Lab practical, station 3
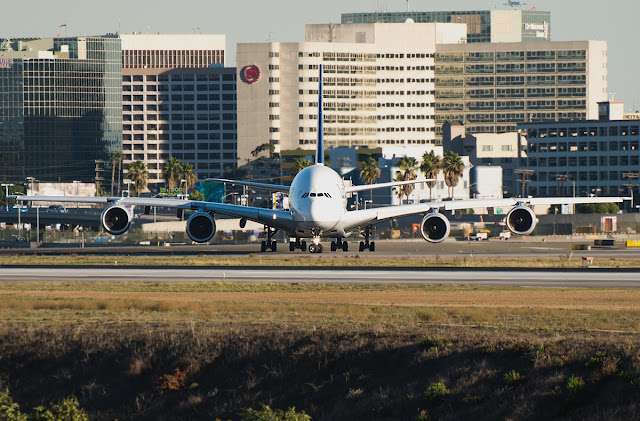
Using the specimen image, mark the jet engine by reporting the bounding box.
[101,205,131,235]
[186,212,216,243]
[420,212,451,243]
[506,206,537,235]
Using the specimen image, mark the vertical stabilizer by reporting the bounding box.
[316,64,324,165]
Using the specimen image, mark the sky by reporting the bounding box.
[2,0,639,110]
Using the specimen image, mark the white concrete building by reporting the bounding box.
[236,22,467,162]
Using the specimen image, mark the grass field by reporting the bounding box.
[2,253,640,268]
[0,279,639,420]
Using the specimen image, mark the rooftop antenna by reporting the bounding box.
[406,0,410,12]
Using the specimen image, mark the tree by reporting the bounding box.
[394,156,419,204]
[420,150,442,200]
[109,151,125,196]
[251,143,276,159]
[181,162,197,194]
[163,157,184,192]
[127,160,149,197]
[291,157,312,176]
[359,156,381,203]
[189,189,205,201]
[442,151,464,199]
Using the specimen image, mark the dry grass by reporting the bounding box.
[1,253,640,268]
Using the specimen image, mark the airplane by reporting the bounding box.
[504,0,526,7]
[14,65,627,253]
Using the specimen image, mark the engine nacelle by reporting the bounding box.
[420,212,451,243]
[506,206,537,235]
[186,212,216,243]
[101,205,131,235]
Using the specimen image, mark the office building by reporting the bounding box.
[435,41,608,140]
[119,34,235,191]
[0,36,122,184]
[519,102,640,200]
[342,9,551,43]
[236,22,467,161]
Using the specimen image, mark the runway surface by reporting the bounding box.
[2,267,639,288]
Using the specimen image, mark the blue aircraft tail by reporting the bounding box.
[316,64,324,165]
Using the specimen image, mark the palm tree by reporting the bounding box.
[291,157,312,176]
[109,151,125,196]
[394,156,419,204]
[163,157,183,192]
[127,160,149,197]
[420,150,442,201]
[181,162,197,194]
[114,151,126,196]
[360,156,381,203]
[442,151,465,199]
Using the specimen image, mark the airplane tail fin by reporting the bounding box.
[316,64,324,165]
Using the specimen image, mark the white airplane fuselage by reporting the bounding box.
[288,164,348,237]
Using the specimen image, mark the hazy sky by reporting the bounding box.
[3,0,638,110]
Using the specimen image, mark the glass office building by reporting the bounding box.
[342,10,551,43]
[0,36,122,183]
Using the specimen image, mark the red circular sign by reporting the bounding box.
[240,65,260,84]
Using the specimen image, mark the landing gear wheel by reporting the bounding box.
[369,241,375,252]
[359,241,365,252]
[289,242,295,252]
[271,240,277,252]
[309,243,318,254]
[331,242,337,252]
[301,241,307,252]
[318,244,323,253]
[342,241,349,252]
[261,241,267,252]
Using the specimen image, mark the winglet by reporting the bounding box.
[316,64,324,165]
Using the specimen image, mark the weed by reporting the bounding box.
[421,335,451,353]
[566,374,585,400]
[155,368,187,393]
[415,409,431,421]
[424,382,449,405]
[504,370,524,388]
[0,389,88,421]
[240,405,311,421]
[463,395,483,405]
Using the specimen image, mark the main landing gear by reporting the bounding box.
[260,227,278,252]
[330,238,349,252]
[359,226,375,252]
[289,238,307,252]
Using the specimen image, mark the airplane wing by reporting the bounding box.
[205,178,290,192]
[340,196,628,232]
[14,195,294,232]
[345,179,434,194]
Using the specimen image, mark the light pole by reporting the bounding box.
[1,183,14,211]
[180,179,187,199]
[73,180,80,208]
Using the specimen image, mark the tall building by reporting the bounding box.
[0,36,122,184]
[236,22,467,161]
[520,102,640,199]
[434,41,608,140]
[342,9,551,43]
[119,34,236,191]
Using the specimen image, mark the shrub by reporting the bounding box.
[0,390,87,421]
[424,382,449,404]
[155,368,187,393]
[0,389,26,421]
[240,405,311,421]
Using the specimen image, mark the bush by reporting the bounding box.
[424,382,449,404]
[566,374,585,398]
[241,405,311,421]
[0,389,27,421]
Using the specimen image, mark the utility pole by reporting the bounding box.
[515,169,535,198]
[552,173,568,197]
[623,171,639,212]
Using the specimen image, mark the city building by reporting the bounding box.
[0,36,122,184]
[443,121,527,197]
[435,40,608,140]
[342,9,551,43]
[519,102,639,205]
[236,22,467,162]
[119,34,235,192]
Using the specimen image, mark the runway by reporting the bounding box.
[2,267,639,288]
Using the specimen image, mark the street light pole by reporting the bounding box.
[1,183,14,211]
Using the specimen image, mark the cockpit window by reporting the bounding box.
[324,193,332,198]
[309,193,316,197]
[301,192,308,198]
